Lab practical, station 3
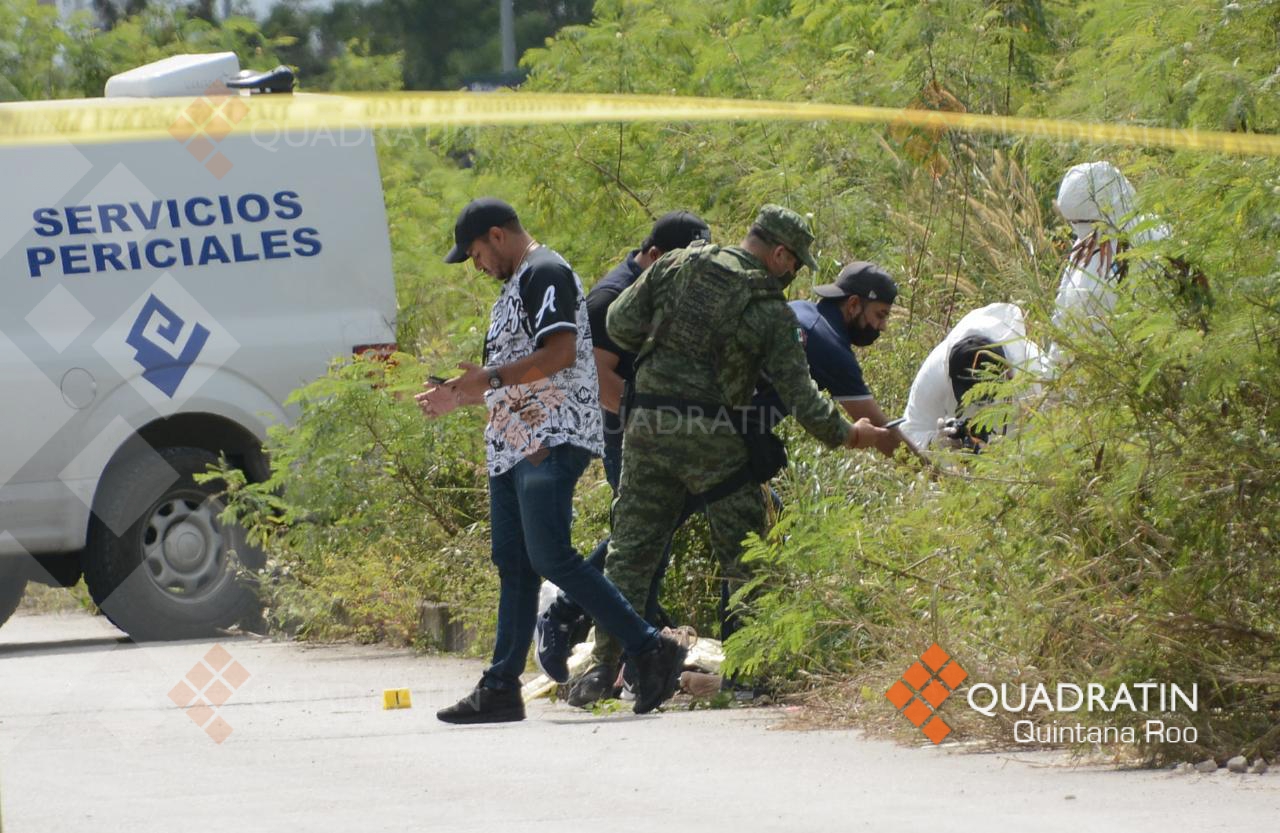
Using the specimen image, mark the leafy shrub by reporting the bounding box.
[238,0,1279,760]
[12,0,1277,760]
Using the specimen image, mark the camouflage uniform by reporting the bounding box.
[591,205,853,669]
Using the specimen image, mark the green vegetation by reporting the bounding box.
[6,0,1278,762]
[40,0,594,92]
[0,2,288,101]
[19,580,95,615]
[258,0,593,90]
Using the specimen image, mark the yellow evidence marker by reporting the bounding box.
[382,688,412,710]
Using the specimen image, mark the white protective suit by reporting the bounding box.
[1049,161,1168,366]
[901,303,1045,449]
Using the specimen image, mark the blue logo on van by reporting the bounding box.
[125,294,211,398]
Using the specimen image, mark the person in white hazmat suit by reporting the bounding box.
[1048,161,1169,366]
[900,303,1046,450]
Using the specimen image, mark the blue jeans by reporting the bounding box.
[483,443,659,691]
[552,438,679,625]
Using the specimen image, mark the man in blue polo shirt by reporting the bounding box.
[755,261,903,441]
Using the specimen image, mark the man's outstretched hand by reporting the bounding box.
[844,417,899,456]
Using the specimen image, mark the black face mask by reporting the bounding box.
[848,308,881,346]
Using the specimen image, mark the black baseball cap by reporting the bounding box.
[444,197,519,264]
[641,210,711,252]
[813,261,899,304]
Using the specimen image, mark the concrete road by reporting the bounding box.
[1,610,1277,832]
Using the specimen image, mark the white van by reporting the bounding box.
[0,54,398,638]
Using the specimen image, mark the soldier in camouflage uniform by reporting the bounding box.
[568,205,894,705]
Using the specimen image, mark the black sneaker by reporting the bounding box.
[436,681,526,724]
[534,608,579,684]
[632,634,688,715]
[565,664,618,708]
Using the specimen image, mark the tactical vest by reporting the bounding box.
[629,245,791,501]
[634,244,784,404]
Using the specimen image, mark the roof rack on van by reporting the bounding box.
[103,53,294,98]
[225,66,296,95]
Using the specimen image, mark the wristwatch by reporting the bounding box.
[485,366,503,390]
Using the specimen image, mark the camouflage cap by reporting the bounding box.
[753,204,818,271]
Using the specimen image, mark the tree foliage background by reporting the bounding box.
[4,0,1279,763]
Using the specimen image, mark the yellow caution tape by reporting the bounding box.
[1,91,1277,156]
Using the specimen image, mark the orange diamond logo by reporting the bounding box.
[168,115,197,142]
[204,113,234,141]
[186,702,214,727]
[886,643,968,745]
[204,679,234,707]
[186,136,216,162]
[205,715,233,744]
[205,153,234,179]
[167,680,196,707]
[204,644,233,672]
[185,660,214,690]
[172,91,242,177]
[172,645,249,742]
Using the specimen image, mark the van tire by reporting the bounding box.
[0,575,24,630]
[83,446,259,641]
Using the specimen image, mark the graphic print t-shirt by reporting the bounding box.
[482,246,604,475]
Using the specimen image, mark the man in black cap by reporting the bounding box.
[532,211,712,684]
[753,261,902,449]
[416,197,688,723]
[591,211,713,472]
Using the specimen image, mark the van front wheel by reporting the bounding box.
[83,446,259,640]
